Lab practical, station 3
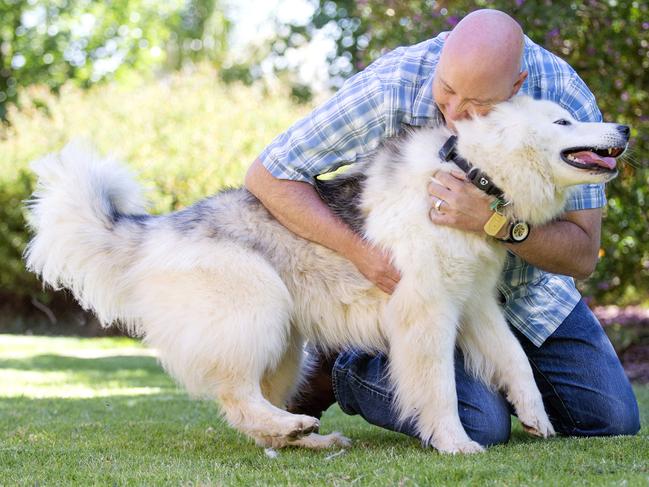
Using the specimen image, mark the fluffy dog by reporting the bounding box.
[25,96,627,453]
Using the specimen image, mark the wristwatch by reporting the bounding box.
[502,220,531,244]
[484,210,531,244]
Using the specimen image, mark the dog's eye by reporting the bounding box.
[554,119,571,126]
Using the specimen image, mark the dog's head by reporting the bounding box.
[452,95,629,223]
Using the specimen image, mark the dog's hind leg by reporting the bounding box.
[459,298,555,439]
[135,249,323,448]
[260,329,305,408]
[217,381,321,446]
[258,332,351,449]
[194,308,322,447]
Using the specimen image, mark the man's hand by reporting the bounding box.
[427,169,493,232]
[349,239,401,295]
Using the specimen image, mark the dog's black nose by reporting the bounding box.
[617,125,630,138]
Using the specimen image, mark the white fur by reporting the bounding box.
[24,96,623,453]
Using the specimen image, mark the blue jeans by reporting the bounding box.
[332,300,640,446]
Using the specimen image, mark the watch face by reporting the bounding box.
[511,221,530,241]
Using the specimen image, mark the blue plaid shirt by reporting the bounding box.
[258,33,605,347]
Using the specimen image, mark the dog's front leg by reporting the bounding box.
[386,294,484,454]
[460,298,555,439]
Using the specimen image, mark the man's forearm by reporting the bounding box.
[503,217,600,280]
[244,159,363,261]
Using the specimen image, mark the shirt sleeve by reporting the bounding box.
[257,68,387,183]
[559,76,607,210]
[559,76,603,123]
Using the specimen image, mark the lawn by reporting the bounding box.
[0,335,646,486]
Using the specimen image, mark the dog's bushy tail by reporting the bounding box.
[24,140,148,330]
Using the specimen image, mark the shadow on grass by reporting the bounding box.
[0,353,173,389]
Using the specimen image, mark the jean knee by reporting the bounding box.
[569,390,640,437]
[592,396,639,436]
[461,392,511,446]
[611,407,641,436]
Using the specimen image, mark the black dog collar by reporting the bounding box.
[438,135,507,201]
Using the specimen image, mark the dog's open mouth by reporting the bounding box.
[561,146,625,172]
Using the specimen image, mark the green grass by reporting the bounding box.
[0,335,647,486]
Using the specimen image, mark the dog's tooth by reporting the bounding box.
[608,148,613,155]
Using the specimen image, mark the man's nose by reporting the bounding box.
[446,99,468,122]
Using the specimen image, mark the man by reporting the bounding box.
[244,9,640,446]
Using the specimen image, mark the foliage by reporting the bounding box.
[2,1,648,315]
[0,0,229,120]
[0,69,310,315]
[273,0,649,305]
[0,335,647,484]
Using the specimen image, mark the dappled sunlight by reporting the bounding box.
[0,334,146,355]
[0,335,174,399]
[0,374,167,399]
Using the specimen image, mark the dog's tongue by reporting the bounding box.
[571,150,617,170]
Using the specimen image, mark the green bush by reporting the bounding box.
[0,0,229,120]
[0,69,309,314]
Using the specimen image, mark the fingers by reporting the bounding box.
[429,170,467,195]
[429,200,447,221]
[353,239,401,295]
[376,259,401,295]
[449,169,467,181]
[380,274,400,294]
[430,196,446,213]
[377,278,397,295]
[428,179,452,201]
[384,267,401,294]
[427,174,464,208]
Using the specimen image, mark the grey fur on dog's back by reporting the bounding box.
[315,171,368,234]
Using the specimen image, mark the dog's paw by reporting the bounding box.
[521,414,555,439]
[327,431,352,448]
[515,399,555,439]
[288,431,352,449]
[434,439,485,455]
[284,414,320,439]
[509,390,556,439]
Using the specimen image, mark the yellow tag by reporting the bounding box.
[483,211,508,237]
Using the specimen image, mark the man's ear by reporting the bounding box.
[510,70,528,97]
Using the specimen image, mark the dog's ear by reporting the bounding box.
[492,100,534,145]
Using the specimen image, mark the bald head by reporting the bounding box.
[443,10,524,85]
[433,10,528,128]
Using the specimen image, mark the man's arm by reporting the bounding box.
[502,208,601,280]
[427,170,601,279]
[245,159,401,294]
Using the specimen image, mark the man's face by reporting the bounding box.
[432,58,524,131]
